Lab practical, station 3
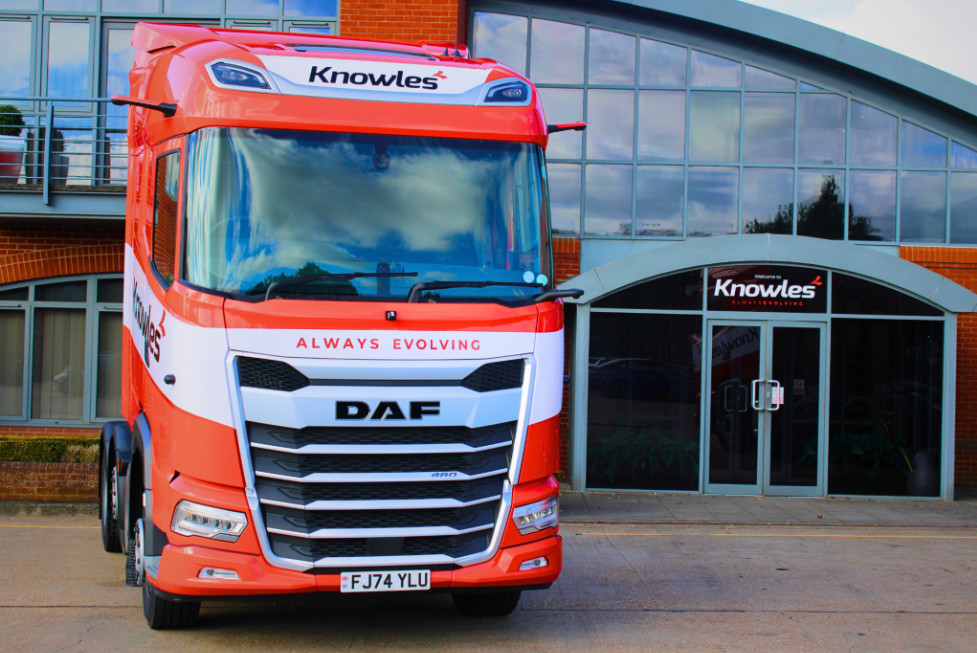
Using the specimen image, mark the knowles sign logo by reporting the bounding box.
[260,56,490,96]
[708,266,827,313]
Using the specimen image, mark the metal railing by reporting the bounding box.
[0,97,128,204]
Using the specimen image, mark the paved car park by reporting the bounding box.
[2,494,977,651]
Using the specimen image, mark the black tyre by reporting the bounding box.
[143,580,201,630]
[452,590,522,617]
[99,446,122,553]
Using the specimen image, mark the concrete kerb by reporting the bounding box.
[558,490,977,528]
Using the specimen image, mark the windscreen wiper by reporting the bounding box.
[263,271,417,300]
[407,281,583,303]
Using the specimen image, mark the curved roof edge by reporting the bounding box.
[609,0,977,119]
[559,235,977,313]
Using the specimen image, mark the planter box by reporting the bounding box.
[0,133,25,182]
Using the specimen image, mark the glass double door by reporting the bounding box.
[705,321,826,496]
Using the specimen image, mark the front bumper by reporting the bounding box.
[150,533,561,599]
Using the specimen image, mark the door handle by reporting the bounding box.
[751,379,763,411]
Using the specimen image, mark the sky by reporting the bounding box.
[739,0,977,86]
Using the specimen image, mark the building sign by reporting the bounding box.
[707,265,828,313]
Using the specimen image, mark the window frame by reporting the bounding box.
[0,274,123,426]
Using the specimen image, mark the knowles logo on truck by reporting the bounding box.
[260,56,491,96]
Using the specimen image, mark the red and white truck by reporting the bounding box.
[100,22,582,629]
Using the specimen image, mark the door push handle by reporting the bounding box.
[751,379,784,412]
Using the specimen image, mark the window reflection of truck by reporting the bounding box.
[99,23,583,629]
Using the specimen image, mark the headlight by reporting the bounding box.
[171,500,248,542]
[512,495,559,535]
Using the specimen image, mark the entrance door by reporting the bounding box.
[705,321,826,496]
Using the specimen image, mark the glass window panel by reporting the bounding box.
[0,1,37,9]
[829,319,943,497]
[44,0,95,8]
[952,142,977,169]
[164,0,220,13]
[0,20,32,97]
[744,65,794,89]
[587,313,701,491]
[102,0,157,10]
[285,0,337,16]
[798,94,846,165]
[539,88,583,159]
[227,0,279,15]
[154,152,180,284]
[35,280,86,302]
[951,172,977,243]
[690,50,740,88]
[105,27,135,125]
[797,170,845,240]
[96,312,122,418]
[97,279,124,304]
[742,168,793,234]
[586,90,634,160]
[850,101,896,166]
[849,170,896,241]
[687,166,737,237]
[530,19,584,84]
[548,163,581,236]
[594,269,703,310]
[832,274,940,316]
[637,91,685,162]
[902,121,947,168]
[588,28,635,85]
[472,12,527,75]
[47,21,91,100]
[635,165,684,237]
[0,311,25,416]
[800,82,821,91]
[744,93,794,164]
[31,308,85,420]
[0,287,28,300]
[690,91,739,163]
[900,171,947,242]
[638,38,686,87]
[584,164,633,236]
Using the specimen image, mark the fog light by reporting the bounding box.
[512,495,559,535]
[519,556,549,571]
[172,500,247,542]
[198,567,240,580]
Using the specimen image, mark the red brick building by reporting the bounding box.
[2,0,977,499]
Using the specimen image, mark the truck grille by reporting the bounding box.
[237,357,525,570]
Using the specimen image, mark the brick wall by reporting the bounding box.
[554,237,582,475]
[901,246,977,485]
[340,0,466,43]
[0,220,124,285]
[0,462,97,502]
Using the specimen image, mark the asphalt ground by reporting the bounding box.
[2,511,977,651]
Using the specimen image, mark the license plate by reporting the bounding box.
[340,569,430,593]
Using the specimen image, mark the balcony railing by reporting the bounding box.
[0,97,128,206]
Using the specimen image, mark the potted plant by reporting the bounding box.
[0,104,26,182]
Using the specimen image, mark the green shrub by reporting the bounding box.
[0,104,25,137]
[0,437,99,463]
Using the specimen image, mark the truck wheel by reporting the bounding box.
[99,447,121,553]
[133,511,201,629]
[452,590,522,617]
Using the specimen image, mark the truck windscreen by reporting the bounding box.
[183,128,550,303]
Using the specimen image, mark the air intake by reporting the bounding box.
[238,357,310,392]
